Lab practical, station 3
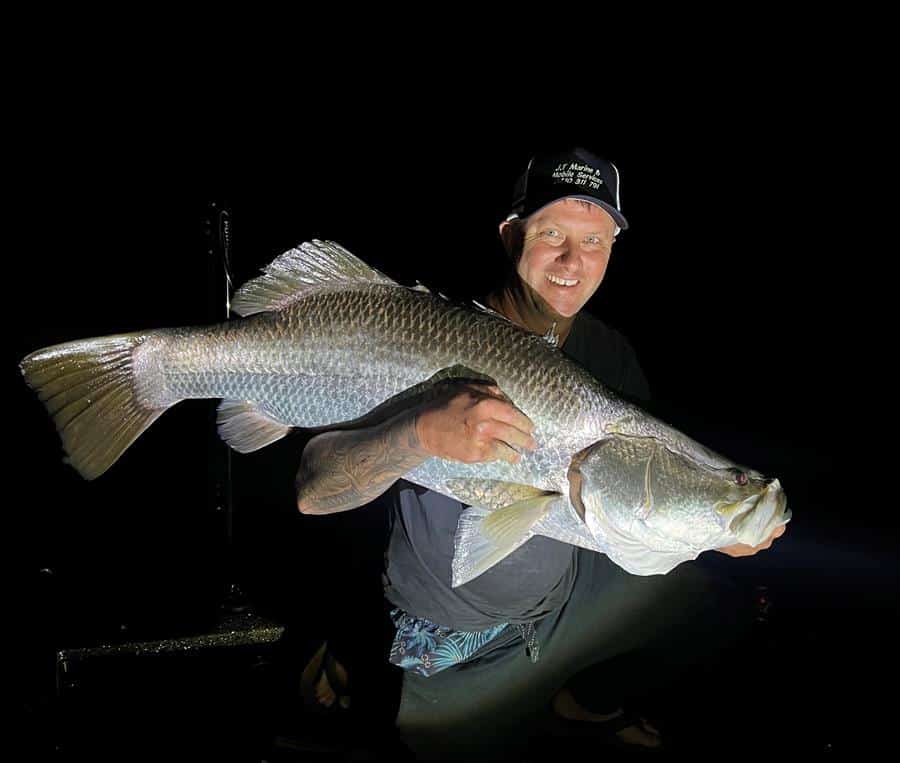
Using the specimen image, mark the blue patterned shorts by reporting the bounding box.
[388,607,509,677]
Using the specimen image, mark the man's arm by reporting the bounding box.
[296,381,538,515]
[296,410,427,515]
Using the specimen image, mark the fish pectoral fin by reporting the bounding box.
[450,493,561,588]
[481,494,559,545]
[216,400,292,453]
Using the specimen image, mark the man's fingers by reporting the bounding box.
[485,420,538,453]
[489,440,523,465]
[463,381,503,398]
[475,395,535,436]
[467,382,536,433]
[497,405,536,437]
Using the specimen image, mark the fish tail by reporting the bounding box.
[20,331,172,480]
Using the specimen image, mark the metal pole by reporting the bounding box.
[206,201,247,614]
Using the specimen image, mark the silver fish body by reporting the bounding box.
[20,241,790,585]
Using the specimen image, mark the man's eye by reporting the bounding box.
[542,229,561,238]
[584,235,611,251]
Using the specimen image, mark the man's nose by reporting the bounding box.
[553,242,578,262]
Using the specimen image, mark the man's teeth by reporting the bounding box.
[546,273,579,287]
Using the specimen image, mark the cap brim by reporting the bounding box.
[528,195,629,231]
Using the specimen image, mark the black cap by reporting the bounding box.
[509,147,628,232]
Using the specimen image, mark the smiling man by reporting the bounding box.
[517,200,616,317]
[295,147,784,759]
[490,148,623,327]
[485,149,628,358]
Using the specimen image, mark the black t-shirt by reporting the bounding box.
[382,310,651,631]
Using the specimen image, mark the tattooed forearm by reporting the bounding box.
[296,410,428,514]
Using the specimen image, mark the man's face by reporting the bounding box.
[514,198,617,317]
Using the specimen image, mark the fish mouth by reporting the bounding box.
[728,478,790,545]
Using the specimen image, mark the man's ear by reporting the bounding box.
[498,219,524,260]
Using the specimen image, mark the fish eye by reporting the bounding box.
[734,471,748,486]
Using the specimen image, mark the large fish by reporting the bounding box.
[20,240,790,585]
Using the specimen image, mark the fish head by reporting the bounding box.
[574,434,790,554]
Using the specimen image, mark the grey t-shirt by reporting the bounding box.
[382,311,651,631]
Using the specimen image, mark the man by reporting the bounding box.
[295,147,785,758]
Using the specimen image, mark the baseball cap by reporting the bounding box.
[508,147,628,233]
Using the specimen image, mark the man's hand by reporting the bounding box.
[415,381,538,465]
[716,524,787,558]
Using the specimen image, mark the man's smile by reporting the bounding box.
[545,273,579,287]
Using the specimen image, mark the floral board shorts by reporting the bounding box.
[388,607,509,677]
[388,607,542,677]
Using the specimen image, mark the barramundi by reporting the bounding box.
[20,240,790,584]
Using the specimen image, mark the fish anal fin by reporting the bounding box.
[217,400,291,453]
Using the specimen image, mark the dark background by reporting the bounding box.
[8,90,895,754]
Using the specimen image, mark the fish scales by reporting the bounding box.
[150,285,619,455]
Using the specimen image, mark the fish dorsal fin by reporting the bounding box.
[231,239,398,317]
[470,299,512,323]
[216,399,292,452]
[542,322,560,347]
